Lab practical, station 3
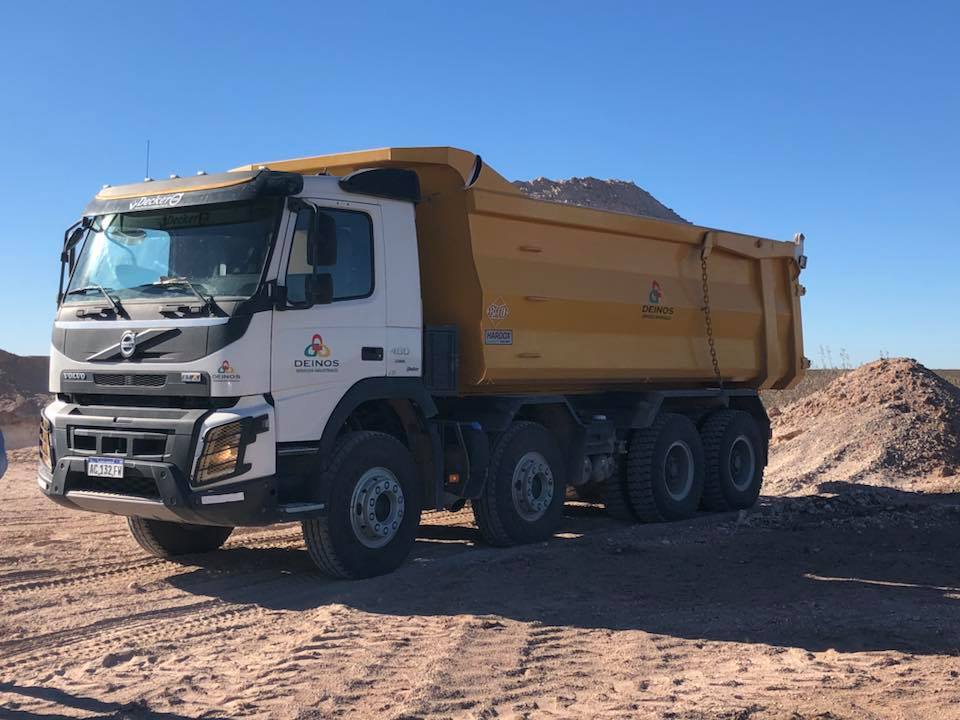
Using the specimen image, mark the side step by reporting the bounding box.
[279,502,326,515]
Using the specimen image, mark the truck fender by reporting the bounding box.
[318,377,438,460]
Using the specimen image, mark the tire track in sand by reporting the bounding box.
[1,529,304,595]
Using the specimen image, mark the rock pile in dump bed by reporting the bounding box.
[514,177,689,223]
[766,358,960,494]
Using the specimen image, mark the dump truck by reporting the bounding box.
[39,147,807,578]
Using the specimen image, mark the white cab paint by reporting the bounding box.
[268,177,423,443]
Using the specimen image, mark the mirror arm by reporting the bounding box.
[287,197,308,212]
[266,280,292,310]
[57,220,83,306]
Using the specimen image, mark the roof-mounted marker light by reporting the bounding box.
[144,177,153,182]
[197,170,207,176]
[101,184,111,189]
[169,174,180,179]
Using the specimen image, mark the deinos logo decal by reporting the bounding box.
[648,281,663,304]
[642,280,675,320]
[213,360,240,382]
[303,334,331,358]
[295,333,340,372]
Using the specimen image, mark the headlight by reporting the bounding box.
[39,418,53,470]
[194,420,247,485]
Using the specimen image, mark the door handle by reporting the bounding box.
[362,347,384,361]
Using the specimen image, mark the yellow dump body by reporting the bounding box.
[236,148,806,395]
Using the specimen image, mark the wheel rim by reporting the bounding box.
[728,435,756,492]
[511,451,555,522]
[663,441,694,501]
[349,467,405,549]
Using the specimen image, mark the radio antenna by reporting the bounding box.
[144,139,151,180]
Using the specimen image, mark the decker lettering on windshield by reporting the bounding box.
[128,193,185,211]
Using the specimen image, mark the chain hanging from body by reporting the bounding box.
[700,246,723,388]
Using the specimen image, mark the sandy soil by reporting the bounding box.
[3,459,960,719]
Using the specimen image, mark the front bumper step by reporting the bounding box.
[39,458,325,527]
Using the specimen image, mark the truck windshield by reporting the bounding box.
[65,199,280,304]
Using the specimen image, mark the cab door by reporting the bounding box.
[270,198,386,443]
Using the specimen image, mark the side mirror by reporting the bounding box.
[304,273,334,306]
[307,211,338,267]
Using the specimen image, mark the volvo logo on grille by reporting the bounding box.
[119,331,137,359]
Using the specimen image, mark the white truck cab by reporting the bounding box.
[41,168,445,577]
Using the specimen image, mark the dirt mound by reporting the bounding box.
[0,349,49,449]
[514,177,688,223]
[766,358,960,494]
[8,446,38,462]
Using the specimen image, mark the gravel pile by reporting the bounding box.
[766,358,960,494]
[0,350,49,450]
[514,177,688,223]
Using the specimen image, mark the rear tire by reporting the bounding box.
[700,410,764,511]
[301,431,422,579]
[127,517,233,558]
[626,413,705,522]
[602,466,636,521]
[472,422,565,546]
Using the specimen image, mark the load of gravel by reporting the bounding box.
[766,358,960,495]
[514,177,688,223]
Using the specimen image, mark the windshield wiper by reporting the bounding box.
[64,284,124,316]
[151,277,216,313]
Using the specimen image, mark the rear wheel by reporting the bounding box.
[301,431,421,579]
[127,517,233,558]
[602,465,635,521]
[626,413,705,522]
[700,410,764,511]
[472,422,565,546]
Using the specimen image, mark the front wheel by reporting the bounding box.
[127,517,233,558]
[301,431,421,579]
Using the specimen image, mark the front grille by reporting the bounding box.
[62,394,236,410]
[69,473,159,499]
[94,373,166,388]
[69,428,169,460]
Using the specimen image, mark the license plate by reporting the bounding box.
[86,456,125,478]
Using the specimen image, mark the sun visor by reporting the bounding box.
[83,170,303,216]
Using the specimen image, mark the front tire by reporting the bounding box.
[626,413,705,522]
[472,422,566,546]
[127,517,233,558]
[301,431,421,579]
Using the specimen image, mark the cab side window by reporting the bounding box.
[285,206,374,303]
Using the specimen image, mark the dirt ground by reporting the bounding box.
[3,458,960,720]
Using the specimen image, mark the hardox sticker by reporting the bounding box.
[484,329,514,345]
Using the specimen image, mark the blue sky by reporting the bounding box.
[1,1,957,366]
